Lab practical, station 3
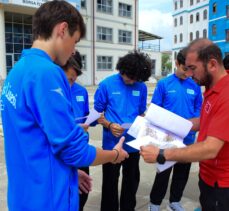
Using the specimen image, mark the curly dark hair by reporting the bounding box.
[33,0,86,41]
[62,51,82,76]
[116,51,152,82]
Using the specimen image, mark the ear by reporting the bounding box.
[56,22,68,39]
[207,59,217,73]
[175,60,179,68]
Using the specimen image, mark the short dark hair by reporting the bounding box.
[187,38,223,65]
[197,44,223,66]
[32,0,86,41]
[223,55,229,69]
[177,47,187,65]
[62,51,82,76]
[116,51,152,82]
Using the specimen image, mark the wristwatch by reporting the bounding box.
[156,149,166,164]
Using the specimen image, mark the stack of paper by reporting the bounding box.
[126,103,193,172]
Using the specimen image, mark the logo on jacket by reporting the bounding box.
[132,90,140,96]
[50,88,64,97]
[76,96,84,102]
[204,101,211,114]
[187,89,195,95]
[168,90,176,93]
[1,82,17,109]
[112,92,121,95]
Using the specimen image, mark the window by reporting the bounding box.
[227,5,229,18]
[4,12,32,72]
[213,3,217,14]
[180,0,183,8]
[174,18,177,27]
[190,32,193,41]
[226,29,229,42]
[118,30,132,44]
[196,12,200,22]
[212,24,217,36]
[81,55,86,70]
[97,26,112,42]
[203,9,207,20]
[190,14,193,23]
[190,0,193,6]
[174,35,177,44]
[97,56,113,71]
[203,29,207,38]
[180,16,183,25]
[196,31,199,39]
[119,3,132,18]
[175,1,177,10]
[180,33,183,42]
[97,0,112,14]
[81,0,86,8]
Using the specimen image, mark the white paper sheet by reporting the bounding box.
[126,135,185,151]
[84,108,101,126]
[75,116,88,121]
[145,103,193,139]
[126,103,192,172]
[126,135,186,172]
[121,123,132,129]
[127,116,148,138]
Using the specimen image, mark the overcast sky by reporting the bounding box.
[139,0,173,51]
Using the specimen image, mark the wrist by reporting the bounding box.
[108,122,114,130]
[112,148,119,162]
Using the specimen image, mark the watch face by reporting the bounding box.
[157,149,166,164]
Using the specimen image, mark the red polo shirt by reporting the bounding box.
[197,71,229,187]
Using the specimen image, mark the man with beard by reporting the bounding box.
[148,47,202,211]
[140,38,229,211]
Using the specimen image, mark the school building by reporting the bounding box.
[0,0,162,85]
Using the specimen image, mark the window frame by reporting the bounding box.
[97,26,113,42]
[97,56,113,71]
[97,0,113,14]
[118,30,132,44]
[118,2,132,18]
[212,24,217,36]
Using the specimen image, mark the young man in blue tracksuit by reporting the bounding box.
[1,1,128,211]
[149,48,202,211]
[94,51,152,211]
[63,52,91,211]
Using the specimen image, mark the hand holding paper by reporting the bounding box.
[126,103,192,172]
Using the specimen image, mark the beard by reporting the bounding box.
[193,66,213,89]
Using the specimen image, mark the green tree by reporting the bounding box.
[161,53,172,76]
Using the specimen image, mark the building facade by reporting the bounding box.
[208,0,229,57]
[172,0,209,70]
[0,0,163,85]
[78,0,139,85]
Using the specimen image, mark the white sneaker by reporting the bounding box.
[148,202,160,211]
[167,202,185,211]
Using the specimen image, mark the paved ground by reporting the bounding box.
[0,84,201,211]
